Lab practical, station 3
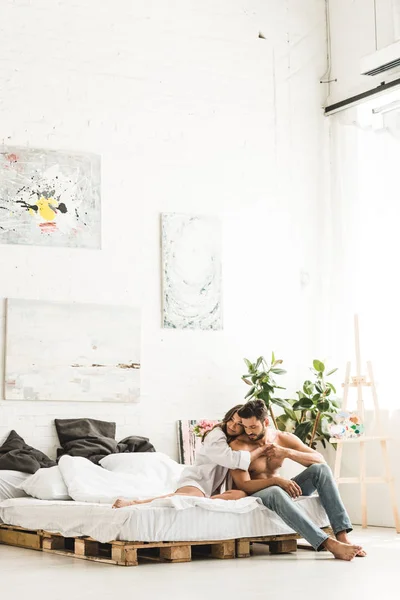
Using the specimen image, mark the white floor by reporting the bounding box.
[0,527,398,599]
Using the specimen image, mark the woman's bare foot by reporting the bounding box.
[113,496,165,508]
[112,498,138,509]
[336,532,367,557]
[323,537,362,561]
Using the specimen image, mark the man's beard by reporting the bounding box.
[247,425,266,442]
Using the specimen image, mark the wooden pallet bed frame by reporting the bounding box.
[0,523,332,566]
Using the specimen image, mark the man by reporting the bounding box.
[230,399,366,561]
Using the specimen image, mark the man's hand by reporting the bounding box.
[264,443,288,461]
[275,477,302,498]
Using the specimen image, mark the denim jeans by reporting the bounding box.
[252,463,353,550]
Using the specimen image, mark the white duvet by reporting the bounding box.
[57,454,184,503]
[56,455,265,514]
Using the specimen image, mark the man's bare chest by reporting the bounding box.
[249,454,284,477]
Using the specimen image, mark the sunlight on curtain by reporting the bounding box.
[393,0,400,39]
[326,89,400,410]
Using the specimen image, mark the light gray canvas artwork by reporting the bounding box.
[161,213,222,330]
[0,146,101,248]
[5,299,141,403]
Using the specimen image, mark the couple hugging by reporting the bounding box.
[114,399,366,561]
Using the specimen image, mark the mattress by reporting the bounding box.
[0,495,329,544]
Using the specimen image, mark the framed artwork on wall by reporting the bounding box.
[161,213,223,330]
[0,146,101,249]
[176,419,219,464]
[5,298,141,403]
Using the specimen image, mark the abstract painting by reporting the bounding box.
[161,213,222,330]
[177,420,219,464]
[0,146,101,248]
[5,299,140,403]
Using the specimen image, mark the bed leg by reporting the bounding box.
[160,545,192,562]
[268,539,297,554]
[211,540,235,559]
[236,539,251,558]
[42,535,65,551]
[75,538,99,557]
[111,544,138,566]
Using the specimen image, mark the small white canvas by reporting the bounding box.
[5,299,141,403]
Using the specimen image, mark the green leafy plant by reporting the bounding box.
[242,353,293,429]
[276,359,340,448]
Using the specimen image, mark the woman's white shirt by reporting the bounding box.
[202,427,251,470]
[176,427,251,497]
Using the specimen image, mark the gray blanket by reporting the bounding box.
[55,418,155,464]
[0,430,56,473]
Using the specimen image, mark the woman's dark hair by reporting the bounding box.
[237,399,268,421]
[202,404,244,443]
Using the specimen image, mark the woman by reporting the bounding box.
[113,403,268,507]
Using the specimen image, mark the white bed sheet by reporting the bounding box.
[0,495,329,544]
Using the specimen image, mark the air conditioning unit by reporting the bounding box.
[361,39,400,76]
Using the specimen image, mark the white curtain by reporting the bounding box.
[324,90,400,411]
[393,0,400,39]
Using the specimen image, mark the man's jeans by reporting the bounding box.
[252,463,353,550]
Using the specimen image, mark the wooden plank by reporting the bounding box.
[241,533,301,543]
[117,538,235,549]
[0,524,42,533]
[360,440,367,528]
[0,528,41,550]
[41,530,64,539]
[42,548,119,565]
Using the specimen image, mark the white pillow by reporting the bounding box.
[19,466,71,501]
[0,471,31,501]
[58,455,179,503]
[100,452,184,482]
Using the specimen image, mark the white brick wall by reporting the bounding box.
[0,0,327,460]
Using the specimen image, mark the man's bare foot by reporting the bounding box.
[336,532,367,557]
[323,537,362,561]
[112,498,136,509]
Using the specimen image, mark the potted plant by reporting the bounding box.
[276,360,340,448]
[241,353,293,429]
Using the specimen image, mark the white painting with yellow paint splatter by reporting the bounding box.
[0,146,100,248]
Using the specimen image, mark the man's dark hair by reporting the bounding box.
[238,399,268,421]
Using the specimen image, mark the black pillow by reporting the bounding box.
[55,417,119,464]
[0,430,56,474]
[54,418,156,464]
[55,418,116,445]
